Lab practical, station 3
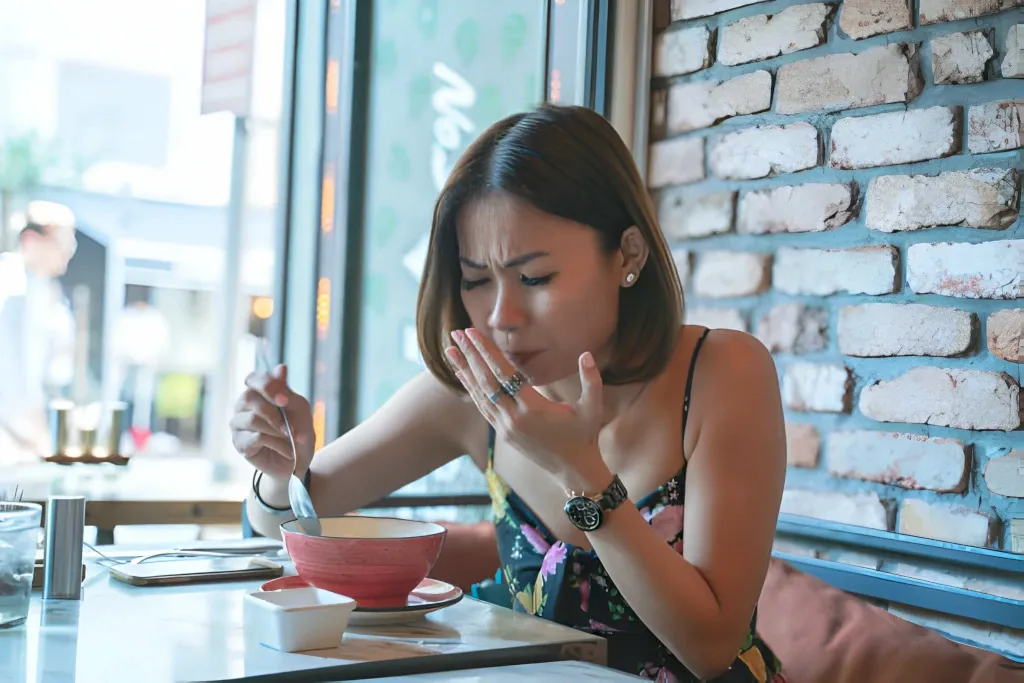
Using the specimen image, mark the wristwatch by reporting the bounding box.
[564,474,628,532]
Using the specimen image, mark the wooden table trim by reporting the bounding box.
[28,499,243,544]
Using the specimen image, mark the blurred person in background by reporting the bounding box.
[0,201,77,463]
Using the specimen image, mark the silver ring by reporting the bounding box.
[500,371,527,398]
[487,389,504,405]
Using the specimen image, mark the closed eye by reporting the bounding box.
[521,274,554,286]
[461,277,490,291]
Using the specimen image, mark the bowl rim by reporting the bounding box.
[280,514,448,540]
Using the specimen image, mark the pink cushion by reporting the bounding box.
[758,558,1024,683]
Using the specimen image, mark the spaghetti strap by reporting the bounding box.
[682,327,711,439]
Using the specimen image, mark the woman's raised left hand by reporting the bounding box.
[445,328,612,493]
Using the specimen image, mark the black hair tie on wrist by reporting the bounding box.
[252,470,293,512]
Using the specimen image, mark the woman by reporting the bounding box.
[232,104,787,682]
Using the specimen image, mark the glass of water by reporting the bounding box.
[0,502,41,628]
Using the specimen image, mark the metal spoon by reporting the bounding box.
[256,341,321,537]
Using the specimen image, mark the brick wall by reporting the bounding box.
[648,0,1022,553]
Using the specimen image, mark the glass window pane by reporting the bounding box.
[0,0,290,521]
[361,505,491,525]
[356,0,547,496]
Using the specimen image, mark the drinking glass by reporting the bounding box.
[0,502,41,628]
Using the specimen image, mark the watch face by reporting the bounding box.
[565,496,603,532]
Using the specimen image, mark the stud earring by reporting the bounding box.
[625,272,636,285]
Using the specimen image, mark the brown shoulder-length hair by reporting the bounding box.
[417,104,684,391]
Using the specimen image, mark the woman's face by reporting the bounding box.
[456,192,625,385]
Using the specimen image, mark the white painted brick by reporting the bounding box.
[987,309,1023,363]
[785,422,820,468]
[671,0,770,21]
[685,307,747,332]
[967,100,1024,154]
[653,26,713,78]
[1003,24,1024,78]
[899,498,991,546]
[667,71,771,134]
[891,564,1024,600]
[840,0,912,40]
[650,88,668,141]
[829,106,960,169]
[865,168,1019,232]
[757,303,828,353]
[889,606,1024,659]
[672,248,690,284]
[648,137,705,189]
[838,303,974,357]
[738,183,855,234]
[777,44,922,115]
[659,190,735,240]
[774,246,899,296]
[931,31,993,84]
[781,489,889,529]
[773,539,818,557]
[782,362,850,413]
[827,431,968,492]
[709,123,819,180]
[907,240,1023,299]
[985,451,1024,497]
[920,0,1021,25]
[719,4,831,66]
[859,366,1021,431]
[693,251,771,298]
[831,551,882,570]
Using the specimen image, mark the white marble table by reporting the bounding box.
[341,660,643,681]
[0,552,606,683]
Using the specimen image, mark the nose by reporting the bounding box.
[487,284,526,334]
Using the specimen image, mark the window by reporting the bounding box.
[298,0,606,523]
[0,0,291,519]
[355,0,548,520]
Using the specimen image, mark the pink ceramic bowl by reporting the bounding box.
[280,516,447,608]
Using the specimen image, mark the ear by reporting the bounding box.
[617,226,649,288]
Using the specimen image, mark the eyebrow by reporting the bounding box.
[459,251,549,269]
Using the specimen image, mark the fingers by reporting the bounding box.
[576,351,604,423]
[453,370,500,425]
[458,328,540,407]
[230,423,293,463]
[244,370,291,408]
[233,392,284,430]
[464,328,516,383]
[450,330,511,407]
[451,330,499,388]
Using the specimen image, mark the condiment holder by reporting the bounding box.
[244,587,357,652]
[45,400,130,465]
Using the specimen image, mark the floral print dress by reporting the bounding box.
[485,328,786,682]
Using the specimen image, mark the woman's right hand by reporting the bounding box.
[230,364,315,480]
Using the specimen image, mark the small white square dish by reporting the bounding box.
[244,587,357,652]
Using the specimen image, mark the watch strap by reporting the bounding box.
[596,474,628,512]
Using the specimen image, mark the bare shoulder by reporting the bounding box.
[694,327,778,386]
[682,326,783,440]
